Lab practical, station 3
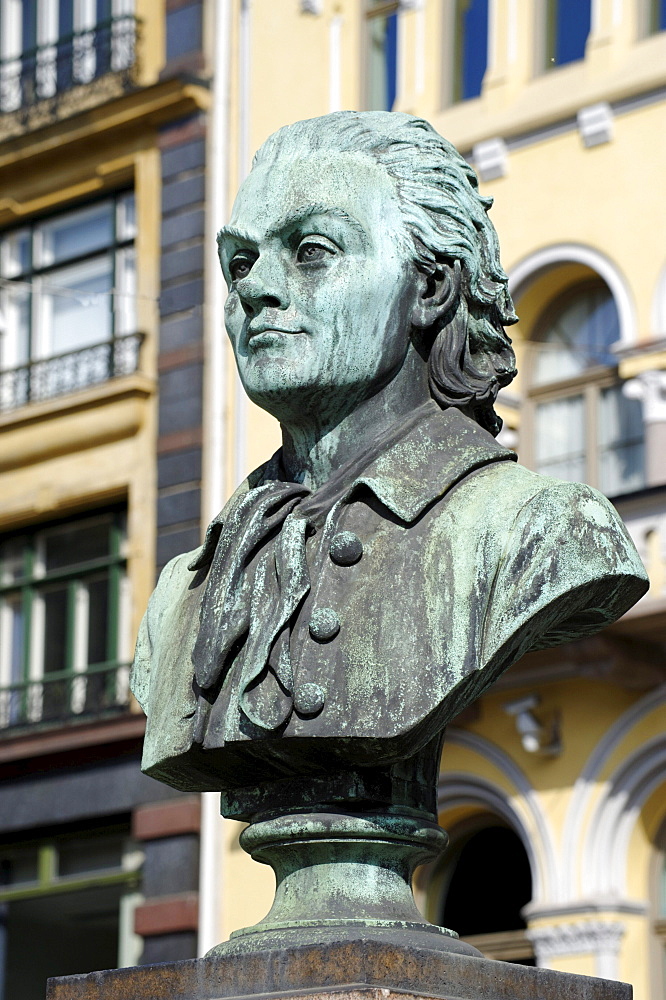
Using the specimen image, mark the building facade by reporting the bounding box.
[1,1,665,998]
[205,2,666,996]
[0,0,213,994]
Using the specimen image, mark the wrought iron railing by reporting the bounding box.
[0,332,144,413]
[0,661,132,732]
[0,16,139,114]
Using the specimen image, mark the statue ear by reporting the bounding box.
[411,259,461,330]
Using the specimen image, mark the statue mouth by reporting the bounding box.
[247,326,306,349]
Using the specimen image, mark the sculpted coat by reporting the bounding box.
[132,402,647,812]
[130,111,648,819]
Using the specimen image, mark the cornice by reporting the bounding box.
[0,75,211,181]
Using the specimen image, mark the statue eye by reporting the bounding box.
[229,254,255,281]
[296,240,336,265]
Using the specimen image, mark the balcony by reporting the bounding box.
[0,16,140,139]
[0,661,132,733]
[0,333,144,414]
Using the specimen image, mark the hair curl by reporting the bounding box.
[253,111,518,436]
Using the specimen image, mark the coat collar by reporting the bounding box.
[191,403,515,571]
[347,400,516,523]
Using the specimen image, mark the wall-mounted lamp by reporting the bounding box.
[503,693,561,756]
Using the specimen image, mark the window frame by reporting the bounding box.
[0,505,131,731]
[442,0,489,107]
[536,0,592,74]
[522,282,645,497]
[363,0,400,112]
[0,189,136,373]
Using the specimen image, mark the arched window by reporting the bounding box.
[443,0,488,104]
[526,281,645,497]
[365,1,399,111]
[538,0,591,71]
[432,821,535,965]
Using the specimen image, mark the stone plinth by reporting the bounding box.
[47,935,631,1000]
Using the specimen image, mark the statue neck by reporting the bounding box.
[281,351,430,492]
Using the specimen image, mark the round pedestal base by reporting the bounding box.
[208,809,482,959]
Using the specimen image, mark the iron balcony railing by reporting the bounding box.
[0,15,139,114]
[0,661,132,732]
[0,332,144,413]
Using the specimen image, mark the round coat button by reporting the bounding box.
[294,682,326,716]
[329,531,363,566]
[308,607,340,642]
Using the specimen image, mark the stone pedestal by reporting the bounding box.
[47,935,631,1000]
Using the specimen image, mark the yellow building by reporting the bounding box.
[0,0,212,993]
[205,2,666,996]
[1,1,665,998]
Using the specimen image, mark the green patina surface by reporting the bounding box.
[130,111,648,949]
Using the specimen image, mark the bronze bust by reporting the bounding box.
[131,116,646,950]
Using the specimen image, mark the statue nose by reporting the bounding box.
[237,258,289,314]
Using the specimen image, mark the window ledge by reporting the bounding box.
[0,371,155,473]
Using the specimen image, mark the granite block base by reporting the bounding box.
[47,934,631,1000]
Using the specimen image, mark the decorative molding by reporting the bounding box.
[524,899,647,920]
[577,102,614,148]
[472,137,508,182]
[623,370,666,423]
[443,729,558,903]
[508,243,637,348]
[583,734,666,899]
[527,920,624,976]
[562,684,666,900]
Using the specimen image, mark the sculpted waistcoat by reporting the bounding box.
[131,402,648,801]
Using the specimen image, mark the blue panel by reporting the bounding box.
[385,12,398,111]
[58,0,73,37]
[555,0,591,65]
[461,0,488,100]
[166,2,203,62]
[22,0,37,50]
[660,0,666,30]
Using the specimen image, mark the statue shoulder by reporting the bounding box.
[481,470,648,664]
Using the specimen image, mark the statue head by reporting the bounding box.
[218,111,517,436]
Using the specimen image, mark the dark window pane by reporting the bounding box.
[58,834,124,877]
[554,0,591,66]
[5,884,123,998]
[0,848,39,887]
[0,537,26,583]
[43,587,68,674]
[461,0,488,100]
[87,576,109,665]
[44,517,110,571]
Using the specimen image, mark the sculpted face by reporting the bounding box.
[218,150,418,423]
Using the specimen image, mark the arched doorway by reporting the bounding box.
[433,819,535,965]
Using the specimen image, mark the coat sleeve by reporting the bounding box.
[130,554,183,714]
[480,480,649,670]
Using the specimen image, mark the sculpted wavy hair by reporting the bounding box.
[253,111,518,436]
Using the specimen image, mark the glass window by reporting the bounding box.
[528,282,645,498]
[542,0,591,70]
[532,284,618,386]
[0,191,139,411]
[0,0,137,112]
[0,508,130,731]
[0,825,142,997]
[365,1,398,111]
[642,0,666,35]
[450,0,488,103]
